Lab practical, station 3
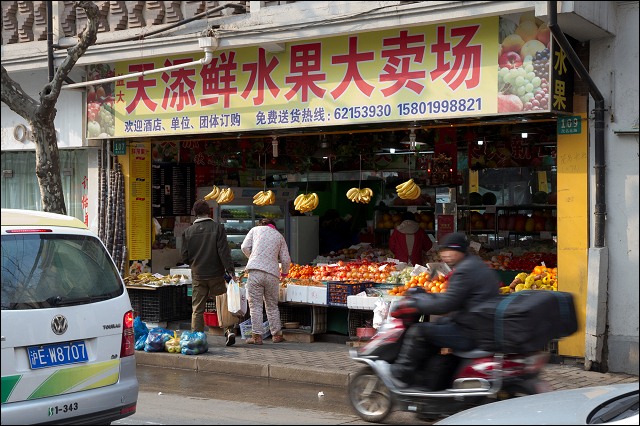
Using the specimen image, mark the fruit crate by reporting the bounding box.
[205,298,216,313]
[279,303,327,334]
[127,286,174,323]
[326,281,375,307]
[239,318,271,339]
[171,285,192,321]
[347,309,375,340]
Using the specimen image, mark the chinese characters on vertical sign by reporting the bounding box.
[81,176,89,226]
[551,39,575,114]
[128,141,151,276]
[114,17,499,137]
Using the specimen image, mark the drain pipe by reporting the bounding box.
[548,1,609,372]
[548,1,606,247]
[61,37,217,90]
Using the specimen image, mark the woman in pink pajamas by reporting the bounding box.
[241,218,291,344]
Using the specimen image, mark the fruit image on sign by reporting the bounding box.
[497,12,551,113]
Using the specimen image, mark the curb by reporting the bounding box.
[134,351,353,387]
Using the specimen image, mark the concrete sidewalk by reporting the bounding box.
[134,331,638,390]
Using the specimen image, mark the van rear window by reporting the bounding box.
[1,234,124,310]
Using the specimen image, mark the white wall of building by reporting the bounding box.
[589,1,639,374]
[1,69,85,150]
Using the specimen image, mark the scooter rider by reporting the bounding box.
[376,232,500,389]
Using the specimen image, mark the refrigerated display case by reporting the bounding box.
[196,187,298,269]
[289,215,320,265]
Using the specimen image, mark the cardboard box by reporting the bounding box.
[347,295,378,310]
[307,285,327,305]
[285,284,309,303]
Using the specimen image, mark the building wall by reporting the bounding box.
[0,67,99,230]
[589,1,639,375]
[1,68,85,150]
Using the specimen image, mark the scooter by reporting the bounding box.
[348,309,551,422]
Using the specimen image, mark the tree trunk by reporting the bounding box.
[32,116,67,215]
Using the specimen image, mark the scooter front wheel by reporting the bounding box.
[348,366,394,423]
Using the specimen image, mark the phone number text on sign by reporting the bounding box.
[331,97,484,121]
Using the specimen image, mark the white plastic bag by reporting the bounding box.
[227,279,247,318]
[372,298,390,329]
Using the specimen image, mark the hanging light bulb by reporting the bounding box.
[271,135,279,158]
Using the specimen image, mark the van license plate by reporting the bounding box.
[27,341,88,369]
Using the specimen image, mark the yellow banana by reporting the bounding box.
[346,187,359,200]
[204,185,220,201]
[405,183,421,200]
[294,193,305,209]
[396,178,414,192]
[363,188,373,197]
[218,188,235,204]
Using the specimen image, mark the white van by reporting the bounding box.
[1,209,139,425]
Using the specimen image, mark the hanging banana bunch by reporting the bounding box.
[294,193,319,213]
[346,187,373,204]
[204,185,221,201]
[216,188,235,204]
[396,178,421,200]
[253,190,275,206]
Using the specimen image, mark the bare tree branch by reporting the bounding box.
[1,1,101,214]
[41,1,100,109]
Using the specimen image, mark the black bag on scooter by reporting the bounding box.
[470,290,578,353]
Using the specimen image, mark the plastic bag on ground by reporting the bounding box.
[164,331,181,353]
[144,327,173,352]
[180,331,209,355]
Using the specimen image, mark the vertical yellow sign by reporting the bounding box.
[120,141,151,275]
[556,113,588,357]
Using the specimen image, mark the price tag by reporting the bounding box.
[540,231,552,239]
[407,206,418,213]
[485,205,496,214]
[498,230,510,238]
[469,241,482,252]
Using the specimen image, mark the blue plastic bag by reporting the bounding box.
[179,331,209,355]
[134,316,149,341]
[135,334,147,351]
[144,327,173,352]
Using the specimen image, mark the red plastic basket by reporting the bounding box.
[204,312,219,327]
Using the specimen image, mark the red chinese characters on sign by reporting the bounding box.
[161,58,197,111]
[81,176,89,226]
[284,43,327,102]
[120,21,491,120]
[380,30,426,97]
[241,47,280,106]
[330,36,375,99]
[125,63,158,113]
[430,25,481,91]
[200,51,238,108]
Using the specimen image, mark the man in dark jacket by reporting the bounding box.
[181,199,236,344]
[376,232,500,388]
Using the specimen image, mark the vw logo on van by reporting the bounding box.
[51,315,68,335]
